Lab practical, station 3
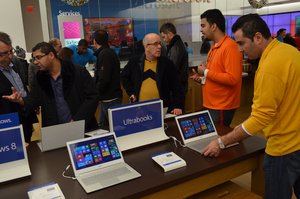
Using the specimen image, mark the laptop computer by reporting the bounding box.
[66,132,141,193]
[108,99,169,151]
[0,125,31,183]
[175,110,225,153]
[37,120,85,152]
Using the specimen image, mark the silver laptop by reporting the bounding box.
[37,120,85,152]
[66,132,141,193]
[175,110,220,153]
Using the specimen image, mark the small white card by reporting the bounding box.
[85,129,109,137]
[28,182,65,199]
[152,152,186,172]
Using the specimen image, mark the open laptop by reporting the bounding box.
[175,110,234,153]
[37,120,85,152]
[66,132,141,193]
[108,99,169,151]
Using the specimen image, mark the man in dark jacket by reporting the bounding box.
[3,42,99,132]
[160,22,188,110]
[0,32,37,143]
[93,30,122,127]
[121,33,184,115]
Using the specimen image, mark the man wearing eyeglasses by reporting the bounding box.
[3,42,99,133]
[0,32,37,144]
[67,39,96,67]
[121,33,184,115]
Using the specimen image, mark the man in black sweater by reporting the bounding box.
[93,30,122,127]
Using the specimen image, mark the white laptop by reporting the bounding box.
[108,99,169,151]
[66,132,141,193]
[37,120,85,152]
[175,110,224,153]
[0,125,31,183]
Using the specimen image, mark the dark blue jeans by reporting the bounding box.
[207,108,236,127]
[99,98,122,128]
[264,150,300,199]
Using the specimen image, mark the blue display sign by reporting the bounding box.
[110,99,163,137]
[0,128,25,164]
[0,112,20,129]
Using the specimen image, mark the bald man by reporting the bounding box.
[121,33,184,115]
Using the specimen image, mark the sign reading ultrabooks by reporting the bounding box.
[110,99,162,137]
[108,99,168,151]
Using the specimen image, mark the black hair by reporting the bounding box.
[200,9,225,33]
[93,30,109,46]
[58,47,74,61]
[232,14,271,40]
[0,32,12,45]
[160,22,177,34]
[32,42,57,58]
[277,28,286,37]
[78,39,88,47]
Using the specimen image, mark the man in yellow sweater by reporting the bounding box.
[202,14,300,199]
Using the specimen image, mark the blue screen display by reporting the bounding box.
[0,112,20,129]
[178,112,215,140]
[111,101,162,137]
[0,128,24,164]
[70,135,121,170]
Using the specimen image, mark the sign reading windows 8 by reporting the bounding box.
[0,113,24,164]
[110,99,163,137]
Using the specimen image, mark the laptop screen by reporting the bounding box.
[69,134,121,170]
[177,111,216,140]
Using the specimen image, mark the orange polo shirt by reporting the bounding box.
[202,34,242,110]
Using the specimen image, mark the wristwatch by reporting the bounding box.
[217,137,225,149]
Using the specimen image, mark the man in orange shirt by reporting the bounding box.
[191,9,242,127]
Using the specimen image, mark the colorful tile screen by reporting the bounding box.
[70,135,121,170]
[178,112,215,140]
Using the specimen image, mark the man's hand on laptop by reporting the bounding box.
[171,108,182,116]
[202,139,221,157]
[2,87,24,106]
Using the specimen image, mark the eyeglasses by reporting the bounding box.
[0,49,13,57]
[147,41,161,46]
[32,53,48,62]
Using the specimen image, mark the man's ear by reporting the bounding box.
[48,51,56,60]
[253,32,264,45]
[211,23,217,32]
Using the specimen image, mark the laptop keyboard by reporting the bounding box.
[82,167,131,186]
[188,136,217,152]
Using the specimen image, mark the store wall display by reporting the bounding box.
[226,11,300,38]
[50,0,158,41]
[84,18,133,47]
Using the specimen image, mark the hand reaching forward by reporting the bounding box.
[2,87,24,106]
[202,139,221,157]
